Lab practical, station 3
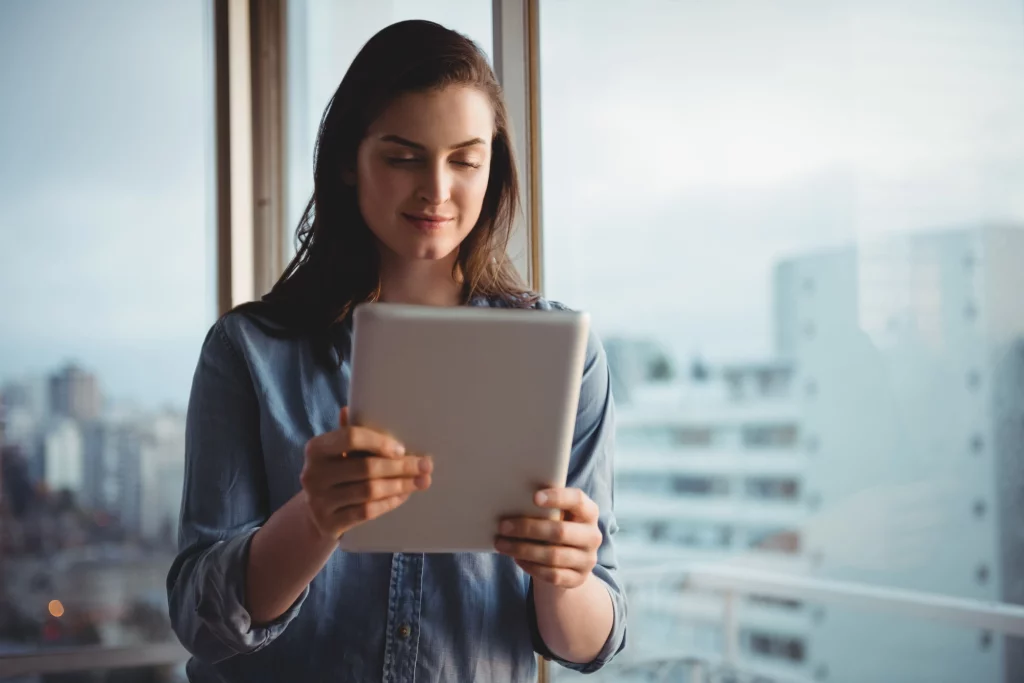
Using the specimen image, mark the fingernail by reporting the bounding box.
[535,491,548,505]
[393,442,406,457]
[414,475,429,488]
[419,457,433,473]
[500,520,514,534]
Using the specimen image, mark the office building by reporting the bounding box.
[606,226,1024,683]
[43,418,84,494]
[776,226,1024,683]
[49,364,101,422]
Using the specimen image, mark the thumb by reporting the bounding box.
[339,406,349,428]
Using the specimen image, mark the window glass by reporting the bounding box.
[0,0,214,665]
[540,1,1024,681]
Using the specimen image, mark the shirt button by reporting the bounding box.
[397,624,411,639]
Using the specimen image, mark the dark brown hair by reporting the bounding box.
[242,19,536,365]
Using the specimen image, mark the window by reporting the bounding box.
[673,476,729,496]
[540,1,1024,681]
[672,427,713,447]
[643,521,733,550]
[0,0,214,666]
[616,473,729,497]
[744,630,807,664]
[748,595,804,612]
[747,529,802,555]
[742,424,799,449]
[746,477,801,501]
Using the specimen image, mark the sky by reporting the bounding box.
[0,0,214,409]
[538,0,1024,363]
[2,0,1024,407]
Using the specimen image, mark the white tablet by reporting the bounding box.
[338,302,590,553]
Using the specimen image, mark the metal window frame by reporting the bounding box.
[216,0,255,313]
[216,0,285,315]
[493,4,548,679]
[494,0,544,294]
[0,643,189,679]
[249,0,287,300]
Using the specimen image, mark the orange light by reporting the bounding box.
[48,600,64,618]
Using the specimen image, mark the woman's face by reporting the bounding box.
[355,85,494,264]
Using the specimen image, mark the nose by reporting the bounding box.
[417,160,452,206]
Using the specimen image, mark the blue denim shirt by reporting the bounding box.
[166,297,627,682]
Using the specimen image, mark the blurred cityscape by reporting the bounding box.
[1,227,1022,683]
[0,359,184,677]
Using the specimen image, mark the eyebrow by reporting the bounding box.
[379,134,487,151]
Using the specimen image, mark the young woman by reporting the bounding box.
[167,20,626,682]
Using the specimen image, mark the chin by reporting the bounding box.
[391,236,460,262]
[414,243,459,261]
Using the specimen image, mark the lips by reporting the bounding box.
[402,213,453,232]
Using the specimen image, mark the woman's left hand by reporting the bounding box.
[495,488,602,589]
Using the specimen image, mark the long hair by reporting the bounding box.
[241,20,537,365]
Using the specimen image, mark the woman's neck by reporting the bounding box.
[377,251,463,307]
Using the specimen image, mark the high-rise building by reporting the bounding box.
[1,377,48,421]
[138,411,186,543]
[775,226,1024,683]
[49,364,101,422]
[0,378,48,481]
[80,420,122,513]
[600,225,1024,683]
[43,418,84,494]
[110,411,186,543]
[612,361,811,680]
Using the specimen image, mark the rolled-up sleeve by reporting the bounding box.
[166,318,307,663]
[529,327,628,673]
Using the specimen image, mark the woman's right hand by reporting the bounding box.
[300,407,432,540]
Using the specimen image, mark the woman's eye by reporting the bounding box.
[386,157,420,165]
[452,160,482,169]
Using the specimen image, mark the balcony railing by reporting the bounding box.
[551,562,1024,682]
[4,563,1024,682]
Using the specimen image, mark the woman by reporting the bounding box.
[167,20,626,682]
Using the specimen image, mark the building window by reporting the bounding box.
[673,476,730,496]
[672,427,713,447]
[748,595,803,611]
[653,523,732,550]
[747,529,802,555]
[745,630,807,663]
[746,477,801,501]
[742,424,799,448]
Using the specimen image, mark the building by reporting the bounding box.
[80,420,123,514]
[775,226,1024,683]
[604,337,676,404]
[43,418,84,494]
[137,411,186,543]
[601,225,1024,683]
[49,364,101,422]
[1,377,49,421]
[611,362,812,682]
